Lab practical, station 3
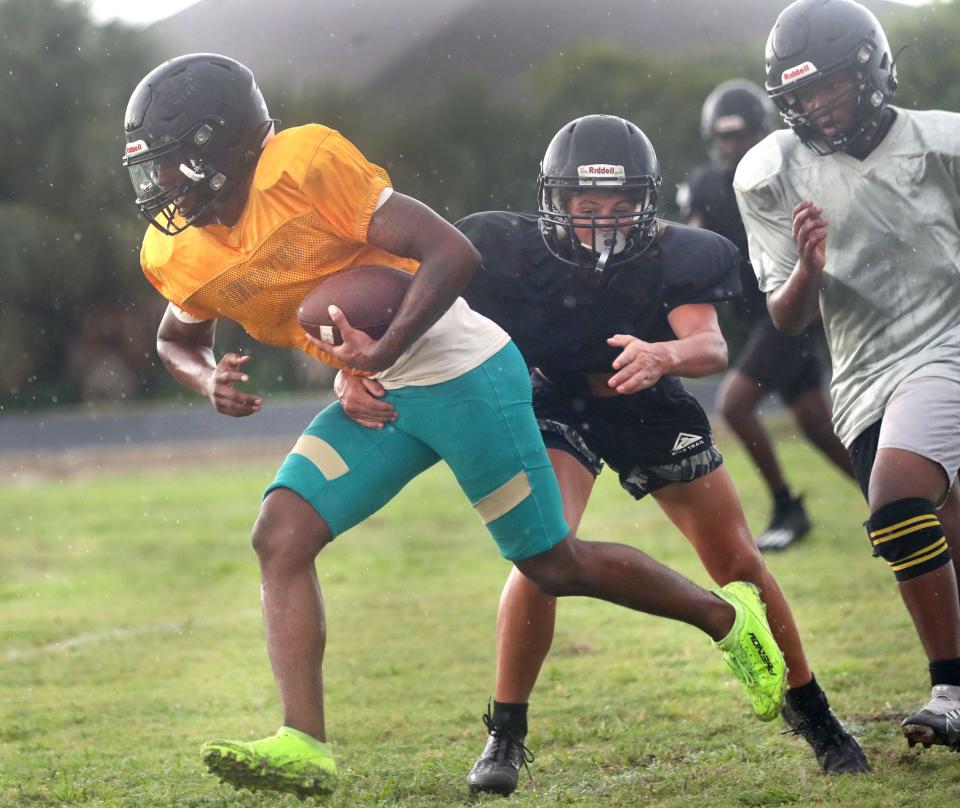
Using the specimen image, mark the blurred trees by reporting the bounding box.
[3,0,959,410]
[886,2,960,111]
[0,0,163,408]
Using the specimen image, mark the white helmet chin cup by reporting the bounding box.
[580,230,627,255]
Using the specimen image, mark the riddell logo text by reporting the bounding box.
[583,165,617,174]
[781,62,817,84]
[749,632,777,676]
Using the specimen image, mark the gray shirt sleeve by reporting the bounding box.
[733,177,798,294]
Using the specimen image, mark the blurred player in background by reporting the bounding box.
[736,0,960,749]
[678,79,854,552]
[338,114,869,794]
[123,54,789,798]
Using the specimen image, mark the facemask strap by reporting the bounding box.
[591,233,615,284]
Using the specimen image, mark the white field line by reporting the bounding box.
[3,611,261,663]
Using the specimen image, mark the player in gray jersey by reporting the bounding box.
[735,0,960,750]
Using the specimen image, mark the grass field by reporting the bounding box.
[2,423,960,807]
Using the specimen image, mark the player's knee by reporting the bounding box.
[515,561,570,597]
[251,497,329,568]
[711,543,766,587]
[715,385,738,422]
[515,541,583,597]
[865,497,951,582]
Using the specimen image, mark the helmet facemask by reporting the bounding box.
[124,123,230,235]
[538,172,659,283]
[772,55,890,155]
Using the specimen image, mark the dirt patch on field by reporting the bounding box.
[0,437,293,484]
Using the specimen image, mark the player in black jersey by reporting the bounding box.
[678,80,855,552]
[336,115,868,788]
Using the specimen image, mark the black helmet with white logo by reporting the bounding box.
[538,114,661,281]
[764,0,897,155]
[123,53,273,234]
[701,79,772,143]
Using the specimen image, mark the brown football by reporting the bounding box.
[297,264,413,346]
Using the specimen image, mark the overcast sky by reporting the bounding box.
[81,0,203,26]
[81,0,933,27]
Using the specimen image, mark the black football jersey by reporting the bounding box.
[457,211,742,458]
[684,164,765,321]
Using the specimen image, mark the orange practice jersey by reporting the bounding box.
[139,124,418,370]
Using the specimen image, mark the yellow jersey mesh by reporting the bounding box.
[140,125,417,370]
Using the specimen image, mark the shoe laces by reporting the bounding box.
[725,645,758,687]
[482,711,535,774]
[783,707,846,755]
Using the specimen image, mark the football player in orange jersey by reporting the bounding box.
[123,54,788,799]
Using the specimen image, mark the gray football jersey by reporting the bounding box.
[734,108,960,446]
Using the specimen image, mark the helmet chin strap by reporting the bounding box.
[590,232,617,283]
[576,230,625,282]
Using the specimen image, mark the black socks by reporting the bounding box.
[492,700,528,736]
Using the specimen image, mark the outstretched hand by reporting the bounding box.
[606,334,667,394]
[203,353,263,417]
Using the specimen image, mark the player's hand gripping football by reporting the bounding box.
[306,305,401,373]
[792,200,828,276]
[335,371,397,430]
[203,353,263,417]
[606,335,667,394]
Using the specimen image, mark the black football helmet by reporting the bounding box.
[764,0,897,155]
[122,53,274,234]
[700,79,773,167]
[538,114,661,281]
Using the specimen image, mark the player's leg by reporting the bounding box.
[651,466,809,687]
[467,448,594,795]
[412,346,739,642]
[404,345,784,768]
[202,490,338,797]
[254,489,332,741]
[937,480,960,585]
[719,319,812,551]
[651,466,868,773]
[203,401,439,796]
[851,378,960,749]
[716,367,788,494]
[495,449,594,702]
[787,386,855,479]
[716,318,790,493]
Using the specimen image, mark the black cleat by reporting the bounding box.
[756,495,811,552]
[782,695,870,773]
[902,685,960,750]
[466,708,534,796]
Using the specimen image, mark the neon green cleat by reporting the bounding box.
[712,581,788,722]
[201,726,337,798]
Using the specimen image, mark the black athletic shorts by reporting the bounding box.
[532,376,723,500]
[736,315,823,404]
[847,419,880,501]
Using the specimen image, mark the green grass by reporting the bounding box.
[2,424,960,807]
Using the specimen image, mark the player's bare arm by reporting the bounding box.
[156,305,263,417]
[324,192,481,372]
[767,201,827,335]
[334,371,396,430]
[606,303,726,394]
